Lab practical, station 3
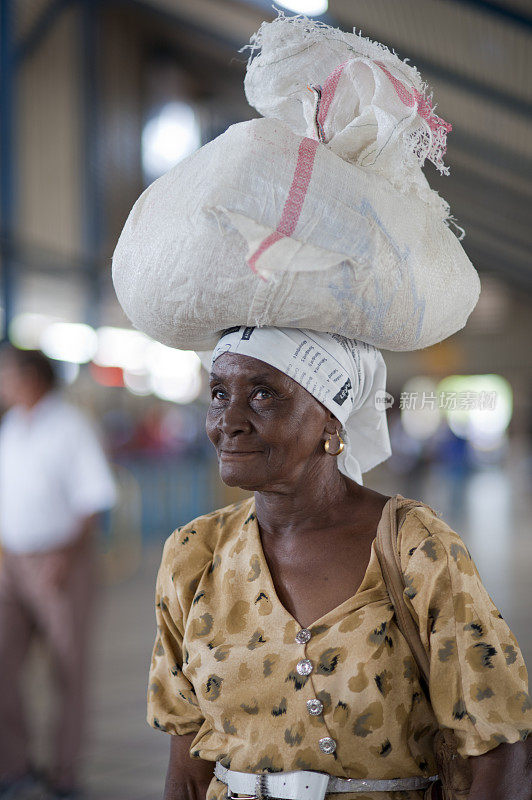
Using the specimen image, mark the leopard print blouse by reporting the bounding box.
[147,495,531,800]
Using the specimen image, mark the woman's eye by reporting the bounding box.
[254,388,273,400]
[210,387,274,401]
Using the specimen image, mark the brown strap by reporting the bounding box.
[376,494,431,690]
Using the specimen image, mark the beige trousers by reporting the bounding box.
[0,535,97,788]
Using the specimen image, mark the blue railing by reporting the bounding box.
[113,453,223,541]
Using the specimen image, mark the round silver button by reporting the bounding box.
[319,736,336,754]
[307,698,323,716]
[295,628,311,644]
[296,659,313,676]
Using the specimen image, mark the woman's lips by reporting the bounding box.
[219,450,261,458]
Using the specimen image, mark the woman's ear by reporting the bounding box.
[323,412,340,439]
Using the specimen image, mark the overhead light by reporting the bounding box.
[142,101,201,181]
[148,343,202,404]
[95,327,151,371]
[437,374,512,444]
[96,327,202,403]
[9,313,60,350]
[276,0,328,15]
[40,322,97,364]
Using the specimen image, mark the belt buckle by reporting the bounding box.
[223,779,266,800]
[225,792,257,800]
[255,773,268,800]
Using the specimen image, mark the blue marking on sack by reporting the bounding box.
[327,199,425,345]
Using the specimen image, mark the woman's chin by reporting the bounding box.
[219,464,264,491]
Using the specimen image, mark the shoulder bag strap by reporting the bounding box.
[376,494,431,692]
[377,497,475,796]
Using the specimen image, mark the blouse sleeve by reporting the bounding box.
[147,531,205,735]
[399,507,532,758]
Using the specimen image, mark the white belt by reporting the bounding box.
[214,762,439,799]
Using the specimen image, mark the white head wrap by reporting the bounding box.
[209,326,392,485]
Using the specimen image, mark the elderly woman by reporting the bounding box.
[147,327,531,800]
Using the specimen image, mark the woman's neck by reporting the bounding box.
[254,463,366,538]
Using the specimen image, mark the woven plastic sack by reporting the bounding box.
[112,14,480,352]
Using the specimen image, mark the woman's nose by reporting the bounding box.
[219,401,252,436]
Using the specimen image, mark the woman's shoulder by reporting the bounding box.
[159,495,255,580]
[397,500,473,573]
[396,500,491,622]
[156,496,256,618]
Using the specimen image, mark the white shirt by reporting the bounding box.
[0,391,117,553]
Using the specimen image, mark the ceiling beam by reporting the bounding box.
[112,0,246,53]
[444,130,532,186]
[16,0,77,64]
[446,0,532,30]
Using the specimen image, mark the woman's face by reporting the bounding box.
[206,352,336,491]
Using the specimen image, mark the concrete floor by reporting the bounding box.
[27,456,532,800]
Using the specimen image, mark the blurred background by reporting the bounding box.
[0,0,531,798]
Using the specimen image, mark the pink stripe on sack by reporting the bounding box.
[248,60,348,277]
[246,231,284,275]
[247,137,319,276]
[317,60,349,131]
[375,61,452,138]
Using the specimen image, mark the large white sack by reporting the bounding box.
[112,15,480,352]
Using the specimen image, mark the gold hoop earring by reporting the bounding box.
[324,430,345,456]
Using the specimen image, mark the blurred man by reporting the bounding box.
[0,345,117,800]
